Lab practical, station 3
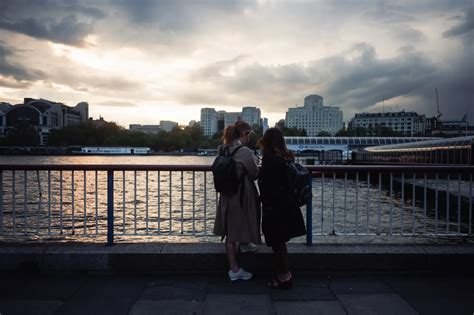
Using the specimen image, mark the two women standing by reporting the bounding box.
[213,124,306,288]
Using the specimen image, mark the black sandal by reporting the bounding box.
[268,277,293,290]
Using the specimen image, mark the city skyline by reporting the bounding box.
[0,1,473,127]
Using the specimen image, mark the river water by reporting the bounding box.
[0,155,471,243]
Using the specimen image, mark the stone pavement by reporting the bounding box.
[1,271,473,315]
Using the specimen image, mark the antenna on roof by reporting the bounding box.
[435,88,442,119]
[382,99,385,113]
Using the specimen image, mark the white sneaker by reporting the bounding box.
[239,243,258,253]
[228,268,253,281]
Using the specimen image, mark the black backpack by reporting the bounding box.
[212,145,244,195]
[286,161,312,207]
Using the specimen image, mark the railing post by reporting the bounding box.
[306,172,313,245]
[107,170,114,246]
[0,170,3,235]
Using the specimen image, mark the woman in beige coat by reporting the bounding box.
[213,120,261,281]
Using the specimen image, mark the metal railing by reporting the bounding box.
[0,164,472,245]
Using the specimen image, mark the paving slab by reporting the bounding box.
[337,293,418,315]
[55,276,145,315]
[206,276,270,295]
[329,276,393,295]
[270,285,336,301]
[0,273,30,298]
[139,277,207,300]
[129,300,203,315]
[293,274,331,287]
[20,275,85,300]
[399,296,474,315]
[383,275,474,314]
[0,299,63,315]
[274,301,346,315]
[203,294,272,315]
[383,275,474,298]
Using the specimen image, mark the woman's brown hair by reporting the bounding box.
[222,120,252,144]
[258,127,294,160]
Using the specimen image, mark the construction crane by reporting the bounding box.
[435,88,442,119]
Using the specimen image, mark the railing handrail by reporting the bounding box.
[0,164,473,173]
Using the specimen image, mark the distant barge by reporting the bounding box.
[73,147,151,155]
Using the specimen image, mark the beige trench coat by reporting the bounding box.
[212,140,262,244]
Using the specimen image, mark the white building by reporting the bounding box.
[242,106,261,127]
[159,120,178,132]
[200,108,218,137]
[349,111,426,136]
[285,95,343,136]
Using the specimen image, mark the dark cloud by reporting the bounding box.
[0,0,104,46]
[443,7,474,37]
[0,0,104,19]
[324,44,436,110]
[184,42,473,122]
[112,0,255,29]
[0,42,44,86]
[0,16,93,46]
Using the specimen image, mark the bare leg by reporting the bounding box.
[272,243,291,281]
[225,242,239,272]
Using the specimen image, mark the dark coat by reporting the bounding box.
[258,155,306,246]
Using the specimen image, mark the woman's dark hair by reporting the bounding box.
[258,127,294,160]
[222,120,252,144]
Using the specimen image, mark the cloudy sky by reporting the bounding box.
[0,0,472,127]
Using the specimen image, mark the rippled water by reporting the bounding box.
[0,155,471,242]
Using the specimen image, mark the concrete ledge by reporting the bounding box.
[1,242,474,274]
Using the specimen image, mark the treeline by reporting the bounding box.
[48,122,217,151]
[47,121,279,151]
[2,120,414,150]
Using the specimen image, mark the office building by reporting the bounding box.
[224,112,242,128]
[242,106,261,127]
[0,102,13,137]
[201,106,266,137]
[200,108,218,137]
[216,110,226,131]
[159,120,178,132]
[349,111,426,136]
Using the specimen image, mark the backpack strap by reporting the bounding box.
[230,145,246,207]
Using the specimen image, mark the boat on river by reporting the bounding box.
[73,147,151,155]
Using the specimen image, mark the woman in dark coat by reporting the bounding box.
[258,127,306,289]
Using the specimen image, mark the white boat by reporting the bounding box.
[74,147,151,155]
